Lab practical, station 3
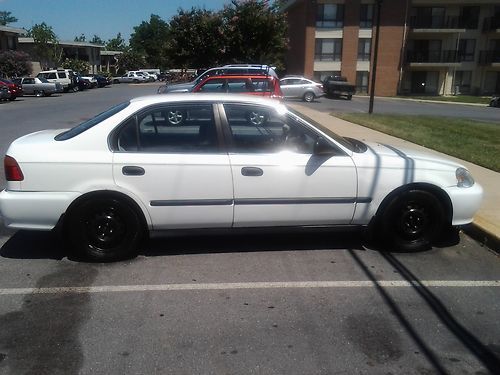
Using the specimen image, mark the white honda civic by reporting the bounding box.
[0,94,483,261]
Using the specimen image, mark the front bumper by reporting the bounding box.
[444,183,484,226]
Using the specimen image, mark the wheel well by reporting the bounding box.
[373,183,453,227]
[62,190,149,236]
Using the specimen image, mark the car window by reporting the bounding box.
[25,78,35,84]
[223,104,317,154]
[115,104,218,153]
[227,79,254,93]
[300,79,312,85]
[47,73,57,79]
[58,72,67,78]
[282,78,300,85]
[38,77,49,83]
[252,78,272,93]
[198,79,226,92]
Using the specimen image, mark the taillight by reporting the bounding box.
[4,155,24,181]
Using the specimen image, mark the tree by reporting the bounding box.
[90,35,104,45]
[116,50,144,73]
[0,11,18,26]
[164,8,225,69]
[129,14,169,68]
[27,23,63,69]
[106,33,127,51]
[0,50,31,77]
[74,33,86,42]
[220,0,288,70]
[61,58,89,73]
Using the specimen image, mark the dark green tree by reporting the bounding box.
[27,23,63,69]
[129,14,169,68]
[220,0,288,70]
[106,33,127,51]
[0,11,18,26]
[164,8,224,69]
[116,50,145,73]
[0,50,31,77]
[90,35,104,45]
[61,58,89,73]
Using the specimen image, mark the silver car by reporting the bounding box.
[280,76,325,102]
[14,77,63,97]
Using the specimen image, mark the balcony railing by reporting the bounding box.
[406,50,460,63]
[314,53,342,62]
[479,50,500,64]
[410,16,478,30]
[483,17,500,32]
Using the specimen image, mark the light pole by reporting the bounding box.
[369,0,383,114]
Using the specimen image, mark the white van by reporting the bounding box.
[37,69,72,92]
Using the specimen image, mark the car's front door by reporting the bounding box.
[113,102,234,230]
[280,78,302,98]
[220,103,357,227]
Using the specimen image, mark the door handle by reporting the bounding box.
[122,166,145,176]
[241,167,263,176]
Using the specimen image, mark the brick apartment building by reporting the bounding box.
[283,0,500,96]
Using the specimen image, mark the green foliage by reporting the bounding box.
[116,50,145,73]
[74,33,86,42]
[164,8,224,69]
[27,22,63,69]
[0,11,18,26]
[61,58,89,73]
[106,33,127,51]
[130,14,169,68]
[90,35,104,45]
[0,50,31,77]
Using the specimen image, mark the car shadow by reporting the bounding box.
[0,228,367,261]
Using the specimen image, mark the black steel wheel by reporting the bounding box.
[380,189,445,252]
[66,196,144,261]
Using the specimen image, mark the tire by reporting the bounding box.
[347,94,352,100]
[65,195,145,261]
[113,79,120,84]
[167,109,185,125]
[379,189,445,252]
[35,90,45,97]
[246,110,268,126]
[303,92,315,102]
[133,79,139,83]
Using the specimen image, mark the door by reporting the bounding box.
[220,103,357,227]
[280,78,302,98]
[22,78,35,94]
[113,102,234,230]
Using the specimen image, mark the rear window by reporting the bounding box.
[55,102,130,141]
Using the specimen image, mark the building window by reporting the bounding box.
[454,71,471,94]
[357,38,371,61]
[315,39,342,61]
[411,7,446,28]
[316,4,344,28]
[360,4,374,28]
[458,39,475,62]
[314,71,341,82]
[460,6,479,29]
[7,35,16,50]
[356,71,369,94]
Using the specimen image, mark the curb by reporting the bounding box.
[463,223,500,255]
[353,95,489,107]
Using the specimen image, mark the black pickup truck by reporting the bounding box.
[323,75,356,100]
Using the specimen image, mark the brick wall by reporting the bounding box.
[341,0,361,84]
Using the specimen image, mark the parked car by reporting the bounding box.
[323,76,356,100]
[80,74,98,88]
[192,75,283,101]
[0,78,23,100]
[280,76,325,102]
[88,74,111,88]
[138,71,155,82]
[157,65,278,94]
[37,69,72,92]
[0,83,10,100]
[12,77,63,97]
[113,71,149,83]
[490,96,499,107]
[0,94,483,262]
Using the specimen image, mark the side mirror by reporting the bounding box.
[313,137,335,155]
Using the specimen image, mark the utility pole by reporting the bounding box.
[369,0,383,114]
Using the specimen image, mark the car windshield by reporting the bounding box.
[287,108,355,152]
[55,102,130,141]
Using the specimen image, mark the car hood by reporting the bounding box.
[165,81,195,92]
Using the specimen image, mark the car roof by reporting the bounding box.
[130,93,286,109]
[203,75,276,80]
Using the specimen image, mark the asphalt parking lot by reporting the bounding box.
[0,84,499,375]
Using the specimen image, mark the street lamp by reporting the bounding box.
[369,0,383,114]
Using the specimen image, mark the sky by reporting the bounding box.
[1,0,231,42]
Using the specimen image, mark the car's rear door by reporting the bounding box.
[113,102,234,230]
[220,103,357,227]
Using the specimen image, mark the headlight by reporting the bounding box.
[456,167,474,188]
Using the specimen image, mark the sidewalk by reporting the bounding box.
[289,103,500,252]
[353,95,489,107]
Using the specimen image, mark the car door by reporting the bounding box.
[112,102,234,230]
[280,78,301,98]
[22,78,35,94]
[220,103,357,227]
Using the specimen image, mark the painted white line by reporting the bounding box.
[0,280,499,296]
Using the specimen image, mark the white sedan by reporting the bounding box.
[0,94,483,261]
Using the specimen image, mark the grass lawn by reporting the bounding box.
[335,113,500,172]
[397,95,491,105]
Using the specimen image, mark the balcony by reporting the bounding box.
[406,50,461,67]
[410,16,467,32]
[483,17,500,33]
[479,50,500,65]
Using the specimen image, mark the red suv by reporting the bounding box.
[0,78,23,101]
[192,75,283,99]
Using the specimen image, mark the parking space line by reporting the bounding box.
[0,280,499,296]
